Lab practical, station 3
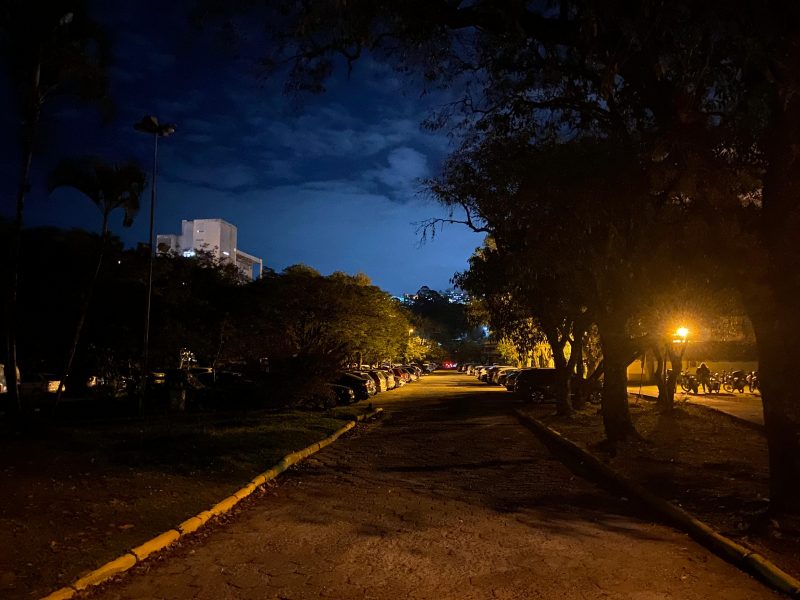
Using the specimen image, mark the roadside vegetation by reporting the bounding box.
[223,0,800,517]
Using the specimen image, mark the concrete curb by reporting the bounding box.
[39,407,384,600]
[515,410,800,598]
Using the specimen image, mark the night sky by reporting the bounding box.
[0,2,484,295]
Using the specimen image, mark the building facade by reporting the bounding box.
[157,218,262,281]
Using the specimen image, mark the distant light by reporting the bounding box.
[676,327,689,339]
[182,250,196,258]
[222,251,230,256]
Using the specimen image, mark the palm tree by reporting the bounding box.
[48,157,146,405]
[0,1,110,412]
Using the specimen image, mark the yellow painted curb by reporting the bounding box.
[209,495,241,516]
[743,552,800,596]
[39,587,76,600]
[234,482,258,500]
[72,553,137,590]
[38,407,384,600]
[130,529,181,561]
[177,515,205,535]
[516,410,800,598]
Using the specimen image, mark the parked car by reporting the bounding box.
[330,383,356,405]
[514,368,559,403]
[497,368,519,387]
[361,370,387,393]
[477,365,495,381]
[486,365,515,384]
[380,369,397,390]
[402,366,419,381]
[337,372,375,400]
[504,369,521,391]
[409,365,424,378]
[392,367,410,383]
[0,363,21,395]
[20,373,64,397]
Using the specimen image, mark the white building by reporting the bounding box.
[157,218,262,281]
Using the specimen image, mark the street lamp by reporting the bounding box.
[675,326,689,382]
[135,115,176,385]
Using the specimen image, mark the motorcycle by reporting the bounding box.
[722,370,746,393]
[707,372,721,393]
[679,371,699,394]
[746,370,759,392]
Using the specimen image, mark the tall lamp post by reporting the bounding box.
[134,115,176,387]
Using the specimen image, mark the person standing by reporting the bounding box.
[696,362,711,394]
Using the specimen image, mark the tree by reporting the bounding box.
[47,157,145,403]
[405,286,470,353]
[1,0,110,412]
[208,0,800,511]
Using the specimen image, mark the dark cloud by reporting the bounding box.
[2,3,480,295]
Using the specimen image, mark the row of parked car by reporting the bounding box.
[459,363,561,403]
[332,363,436,405]
[0,365,65,398]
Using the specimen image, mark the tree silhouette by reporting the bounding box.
[1,0,110,412]
[48,157,145,404]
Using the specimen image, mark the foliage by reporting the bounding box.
[1,0,112,411]
[48,157,145,231]
[46,156,146,402]
[494,337,519,366]
[225,266,415,370]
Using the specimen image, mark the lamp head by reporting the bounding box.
[134,115,160,133]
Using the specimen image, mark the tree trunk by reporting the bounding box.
[571,336,586,410]
[544,327,573,416]
[662,356,679,411]
[658,345,680,412]
[598,327,636,443]
[750,308,800,515]
[751,79,800,514]
[54,215,109,406]
[652,345,666,407]
[5,114,38,414]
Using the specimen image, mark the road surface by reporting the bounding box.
[86,373,777,599]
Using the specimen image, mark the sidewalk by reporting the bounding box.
[627,385,764,427]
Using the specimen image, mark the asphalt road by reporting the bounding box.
[85,372,777,600]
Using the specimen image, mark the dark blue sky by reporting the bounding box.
[1,1,484,295]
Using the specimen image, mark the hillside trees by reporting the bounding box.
[224,266,416,371]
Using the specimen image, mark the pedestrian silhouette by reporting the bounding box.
[696,362,711,394]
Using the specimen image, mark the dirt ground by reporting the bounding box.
[526,395,800,583]
[73,373,780,599]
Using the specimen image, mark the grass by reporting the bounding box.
[0,404,373,600]
[521,398,800,583]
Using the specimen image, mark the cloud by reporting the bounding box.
[167,160,260,191]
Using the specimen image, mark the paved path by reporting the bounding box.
[628,385,764,426]
[86,373,777,599]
